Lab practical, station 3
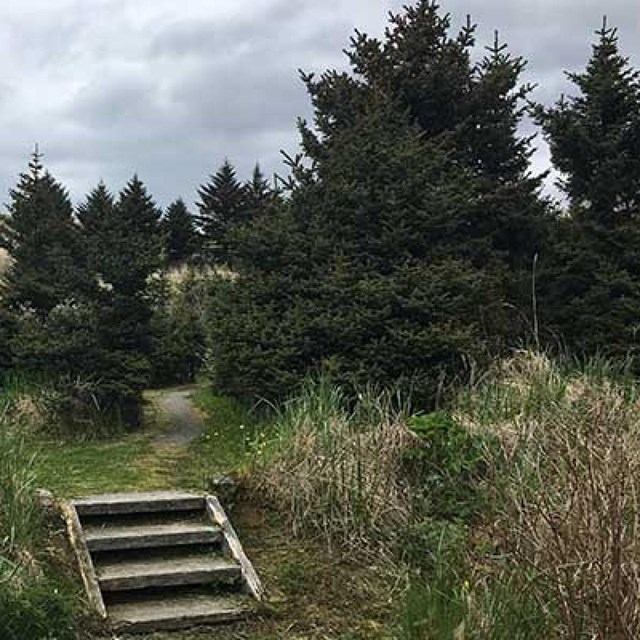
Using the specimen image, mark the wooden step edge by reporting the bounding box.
[99,561,242,591]
[85,526,222,552]
[205,496,265,601]
[73,492,205,517]
[59,500,108,619]
[109,596,252,634]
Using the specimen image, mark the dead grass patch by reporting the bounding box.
[462,351,640,639]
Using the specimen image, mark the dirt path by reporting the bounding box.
[152,386,206,446]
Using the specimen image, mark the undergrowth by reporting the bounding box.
[0,392,76,640]
[251,354,640,639]
[250,379,415,558]
[400,351,640,639]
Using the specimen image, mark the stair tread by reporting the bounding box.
[85,522,221,551]
[98,554,240,590]
[86,521,218,539]
[74,491,204,516]
[109,593,251,631]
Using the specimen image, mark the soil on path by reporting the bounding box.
[152,386,206,446]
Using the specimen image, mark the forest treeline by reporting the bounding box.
[1,1,640,424]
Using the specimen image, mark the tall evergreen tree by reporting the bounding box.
[196,160,247,265]
[161,198,199,265]
[535,22,640,361]
[207,3,550,405]
[210,97,510,404]
[0,150,102,390]
[303,1,548,272]
[243,164,278,219]
[86,176,163,418]
[100,176,163,293]
[77,181,116,277]
[536,20,640,226]
[1,150,91,316]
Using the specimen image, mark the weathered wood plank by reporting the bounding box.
[109,593,251,633]
[97,554,241,591]
[84,522,222,552]
[73,491,204,516]
[205,495,265,601]
[60,500,108,619]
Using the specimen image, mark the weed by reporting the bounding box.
[461,351,640,638]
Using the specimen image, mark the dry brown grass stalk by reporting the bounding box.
[470,353,640,639]
[251,386,417,559]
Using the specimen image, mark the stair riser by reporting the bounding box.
[100,567,242,591]
[87,530,222,552]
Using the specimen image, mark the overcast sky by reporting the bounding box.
[0,0,638,209]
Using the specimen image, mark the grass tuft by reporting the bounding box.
[250,378,415,557]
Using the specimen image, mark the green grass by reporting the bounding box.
[183,389,265,482]
[37,437,155,497]
[0,403,78,639]
[1,381,403,639]
[32,388,264,498]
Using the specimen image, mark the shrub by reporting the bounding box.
[407,412,490,521]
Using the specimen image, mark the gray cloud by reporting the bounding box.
[0,0,638,209]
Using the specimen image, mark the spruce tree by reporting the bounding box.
[208,3,555,405]
[536,20,640,225]
[243,165,278,219]
[1,150,91,315]
[196,160,247,265]
[210,93,514,405]
[77,181,116,278]
[0,150,102,390]
[87,176,163,418]
[535,22,640,361]
[161,198,199,265]
[303,2,548,271]
[101,176,163,293]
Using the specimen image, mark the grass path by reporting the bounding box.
[36,386,234,498]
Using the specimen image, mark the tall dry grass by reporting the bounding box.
[250,380,416,556]
[0,408,40,567]
[461,351,640,639]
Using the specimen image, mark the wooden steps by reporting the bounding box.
[61,491,263,634]
[84,519,223,552]
[74,491,205,516]
[107,592,252,633]
[97,552,241,591]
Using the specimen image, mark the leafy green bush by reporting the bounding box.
[407,411,490,521]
